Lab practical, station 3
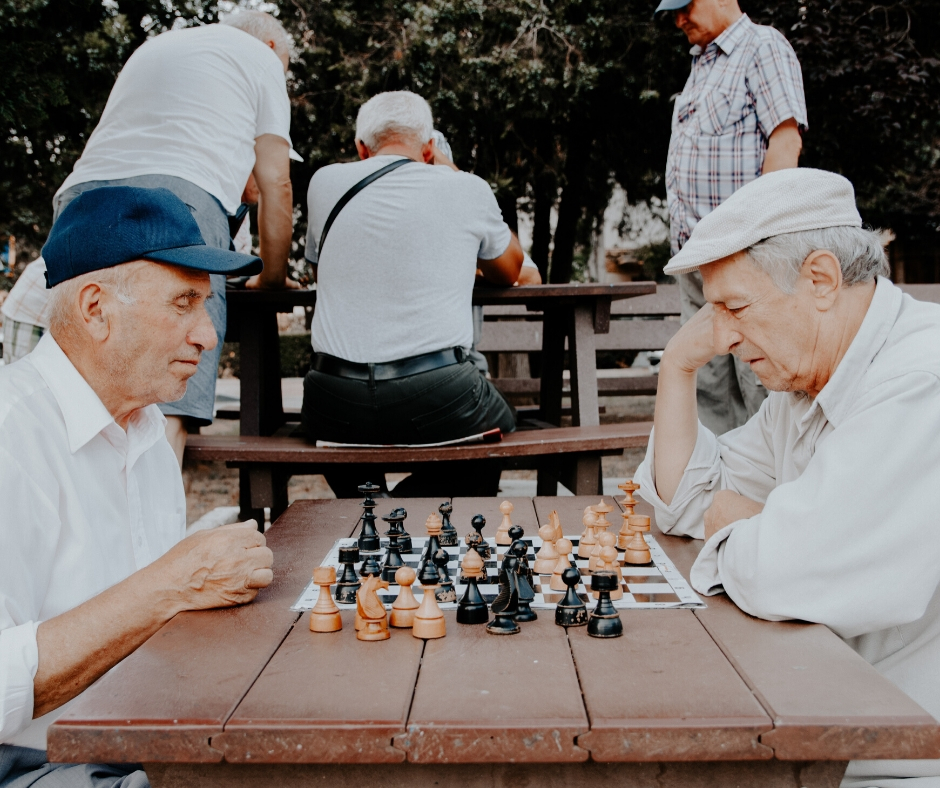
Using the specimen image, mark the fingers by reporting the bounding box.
[246,568,274,590]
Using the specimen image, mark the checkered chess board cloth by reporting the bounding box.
[292,534,704,611]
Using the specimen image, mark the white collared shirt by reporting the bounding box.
[0,334,185,750]
[635,278,940,785]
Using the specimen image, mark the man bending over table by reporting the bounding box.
[302,90,523,498]
[634,168,940,788]
[0,187,274,788]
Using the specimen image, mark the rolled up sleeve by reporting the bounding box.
[0,621,40,742]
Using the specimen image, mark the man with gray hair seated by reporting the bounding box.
[302,90,522,498]
[634,168,940,787]
[0,187,274,788]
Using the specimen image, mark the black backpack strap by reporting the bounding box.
[317,157,414,258]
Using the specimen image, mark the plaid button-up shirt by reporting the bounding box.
[666,14,808,254]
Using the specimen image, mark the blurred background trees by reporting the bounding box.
[2,0,939,283]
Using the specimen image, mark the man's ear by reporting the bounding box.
[76,282,111,342]
[800,249,842,312]
[355,140,371,161]
[421,140,435,163]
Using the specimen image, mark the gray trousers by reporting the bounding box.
[54,175,230,425]
[678,270,767,435]
[0,746,147,788]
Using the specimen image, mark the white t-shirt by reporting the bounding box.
[306,156,512,363]
[57,25,292,214]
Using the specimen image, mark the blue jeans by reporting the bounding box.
[54,175,229,425]
[0,746,147,788]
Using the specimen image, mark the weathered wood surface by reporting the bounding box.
[477,317,679,353]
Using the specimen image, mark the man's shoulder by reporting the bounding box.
[0,360,56,438]
[744,19,799,57]
[875,295,940,381]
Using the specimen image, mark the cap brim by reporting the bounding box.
[655,0,690,12]
[144,244,263,276]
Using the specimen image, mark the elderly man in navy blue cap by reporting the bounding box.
[659,0,808,436]
[0,187,273,788]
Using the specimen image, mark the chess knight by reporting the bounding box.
[635,168,940,788]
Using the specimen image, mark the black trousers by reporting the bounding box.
[301,360,516,498]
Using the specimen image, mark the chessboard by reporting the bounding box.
[292,533,704,611]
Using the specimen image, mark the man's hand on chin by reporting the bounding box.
[703,490,764,540]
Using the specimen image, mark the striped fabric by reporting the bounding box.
[666,14,808,255]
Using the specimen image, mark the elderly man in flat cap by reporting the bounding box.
[635,168,940,787]
[0,187,274,788]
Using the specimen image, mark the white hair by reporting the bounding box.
[355,91,434,151]
[744,226,890,294]
[220,10,292,60]
[48,263,143,338]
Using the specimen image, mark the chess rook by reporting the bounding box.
[390,566,420,628]
[624,515,652,565]
[334,545,361,604]
[309,566,342,633]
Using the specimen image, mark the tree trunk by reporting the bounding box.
[497,195,518,234]
[549,124,592,284]
[531,175,554,282]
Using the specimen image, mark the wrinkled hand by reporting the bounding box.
[245,274,302,290]
[663,303,732,375]
[704,490,764,540]
[157,521,274,611]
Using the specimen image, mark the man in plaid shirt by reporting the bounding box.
[660,0,807,434]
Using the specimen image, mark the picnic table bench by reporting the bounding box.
[48,495,940,787]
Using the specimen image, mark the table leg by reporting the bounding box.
[146,760,848,788]
[567,303,599,428]
[538,308,567,426]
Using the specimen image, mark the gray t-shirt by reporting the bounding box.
[305,156,512,363]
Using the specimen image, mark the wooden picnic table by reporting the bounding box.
[48,496,940,788]
[224,281,656,437]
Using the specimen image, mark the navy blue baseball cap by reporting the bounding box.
[655,0,690,11]
[41,186,263,288]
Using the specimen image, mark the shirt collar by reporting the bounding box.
[801,277,902,430]
[691,13,752,57]
[26,333,167,455]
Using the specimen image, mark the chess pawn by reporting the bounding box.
[438,501,458,547]
[624,515,652,565]
[533,523,559,574]
[309,567,343,633]
[555,566,588,628]
[550,538,574,591]
[590,530,617,572]
[456,549,489,625]
[412,552,446,640]
[390,566,420,628]
[617,510,635,551]
[356,575,391,641]
[578,510,598,559]
[433,549,457,603]
[595,545,623,601]
[334,545,361,604]
[619,479,640,515]
[587,571,623,638]
[495,500,514,545]
[592,500,613,532]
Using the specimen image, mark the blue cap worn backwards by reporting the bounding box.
[41,186,263,288]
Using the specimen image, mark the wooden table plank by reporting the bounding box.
[396,613,589,763]
[571,612,773,761]
[214,611,423,764]
[47,500,359,763]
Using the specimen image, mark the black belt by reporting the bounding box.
[311,348,466,381]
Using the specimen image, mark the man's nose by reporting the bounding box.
[189,302,218,352]
[712,309,742,351]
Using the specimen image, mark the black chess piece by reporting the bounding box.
[359,549,381,578]
[417,545,441,587]
[508,524,524,543]
[438,502,458,547]
[470,514,491,560]
[587,571,623,638]
[555,566,587,628]
[487,555,521,635]
[380,512,405,582]
[390,507,413,554]
[418,515,443,576]
[357,481,381,552]
[509,539,533,583]
[513,555,538,623]
[456,562,489,626]
[433,549,457,603]
[334,544,361,604]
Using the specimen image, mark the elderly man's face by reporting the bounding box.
[107,263,217,406]
[674,0,735,47]
[701,252,821,393]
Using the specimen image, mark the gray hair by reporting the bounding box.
[745,226,890,294]
[48,263,143,338]
[355,91,434,151]
[220,10,292,60]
